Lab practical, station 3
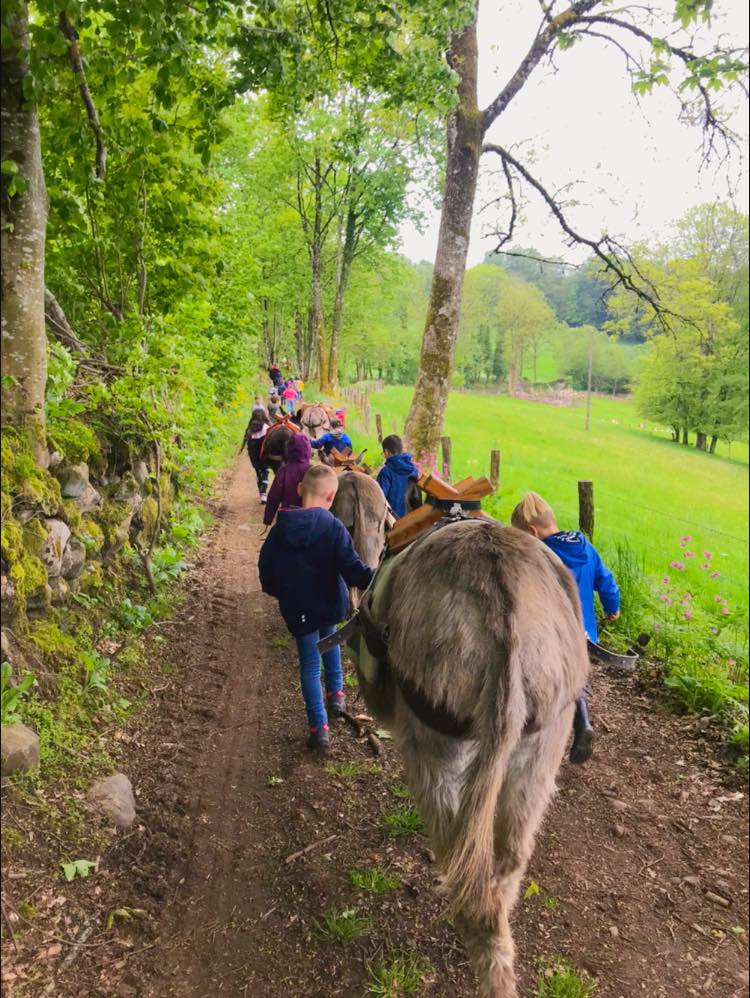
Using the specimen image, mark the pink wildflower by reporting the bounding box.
[660,595,672,605]
[683,610,693,621]
[654,622,663,630]
[710,627,718,635]
[681,535,692,542]
[661,576,670,585]
[703,551,712,560]
[714,595,724,603]
[685,550,696,558]
[670,561,685,570]
[702,563,710,570]
[710,570,721,579]
[721,607,730,616]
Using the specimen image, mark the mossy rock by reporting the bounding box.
[22,518,49,556]
[79,517,105,555]
[79,561,104,592]
[140,496,159,538]
[159,473,174,517]
[62,500,82,533]
[47,418,102,466]
[1,431,63,516]
[1,515,48,610]
[28,619,79,665]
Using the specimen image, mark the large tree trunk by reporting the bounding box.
[328,208,357,395]
[709,434,718,454]
[310,157,330,392]
[1,5,49,464]
[403,17,481,466]
[695,431,707,451]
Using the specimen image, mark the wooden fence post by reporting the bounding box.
[364,400,371,434]
[375,413,383,444]
[392,419,398,434]
[440,436,452,482]
[490,450,501,491]
[578,480,594,539]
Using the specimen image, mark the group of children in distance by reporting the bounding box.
[256,405,620,756]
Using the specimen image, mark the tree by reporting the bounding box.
[1,4,49,463]
[608,254,745,448]
[404,0,747,463]
[495,277,556,392]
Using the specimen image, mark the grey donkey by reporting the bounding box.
[330,470,389,580]
[353,518,589,997]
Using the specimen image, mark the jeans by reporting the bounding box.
[294,624,343,729]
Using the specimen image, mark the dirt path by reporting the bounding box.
[47,459,749,997]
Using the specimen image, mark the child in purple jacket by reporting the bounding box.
[263,433,312,526]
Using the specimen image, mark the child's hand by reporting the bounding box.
[605,611,620,620]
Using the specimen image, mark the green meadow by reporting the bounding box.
[346,386,749,617]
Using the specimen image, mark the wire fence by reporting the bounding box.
[343,392,748,592]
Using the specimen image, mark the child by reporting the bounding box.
[268,392,282,421]
[510,491,621,764]
[281,380,298,415]
[376,434,419,518]
[258,465,374,750]
[334,407,346,428]
[240,405,270,502]
[310,419,353,458]
[263,432,312,526]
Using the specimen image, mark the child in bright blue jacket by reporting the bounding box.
[376,434,419,518]
[310,419,353,458]
[511,491,621,764]
[258,465,373,750]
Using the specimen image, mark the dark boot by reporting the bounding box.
[570,696,594,764]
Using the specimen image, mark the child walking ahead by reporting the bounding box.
[376,434,419,518]
[258,465,374,750]
[511,491,620,763]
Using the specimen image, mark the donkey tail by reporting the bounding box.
[439,633,527,922]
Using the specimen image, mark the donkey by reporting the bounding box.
[353,519,589,997]
[330,471,388,607]
[261,420,299,473]
[298,402,333,439]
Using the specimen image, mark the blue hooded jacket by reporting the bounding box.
[310,430,353,456]
[258,507,373,635]
[542,531,620,642]
[377,453,419,518]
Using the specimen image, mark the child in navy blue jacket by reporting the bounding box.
[376,435,419,518]
[511,491,621,764]
[258,465,374,750]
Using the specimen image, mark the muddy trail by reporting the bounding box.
[11,459,749,998]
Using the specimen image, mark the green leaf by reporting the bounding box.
[524,880,540,899]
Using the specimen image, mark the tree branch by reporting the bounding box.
[59,12,107,181]
[481,0,602,131]
[573,14,744,164]
[482,143,677,325]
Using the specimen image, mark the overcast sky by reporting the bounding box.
[398,0,749,267]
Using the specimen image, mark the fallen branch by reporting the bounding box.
[366,731,383,757]
[1,898,20,954]
[284,833,337,865]
[44,289,90,356]
[41,917,97,994]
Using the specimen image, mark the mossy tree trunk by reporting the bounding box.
[403,18,480,466]
[328,207,357,396]
[1,4,49,465]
